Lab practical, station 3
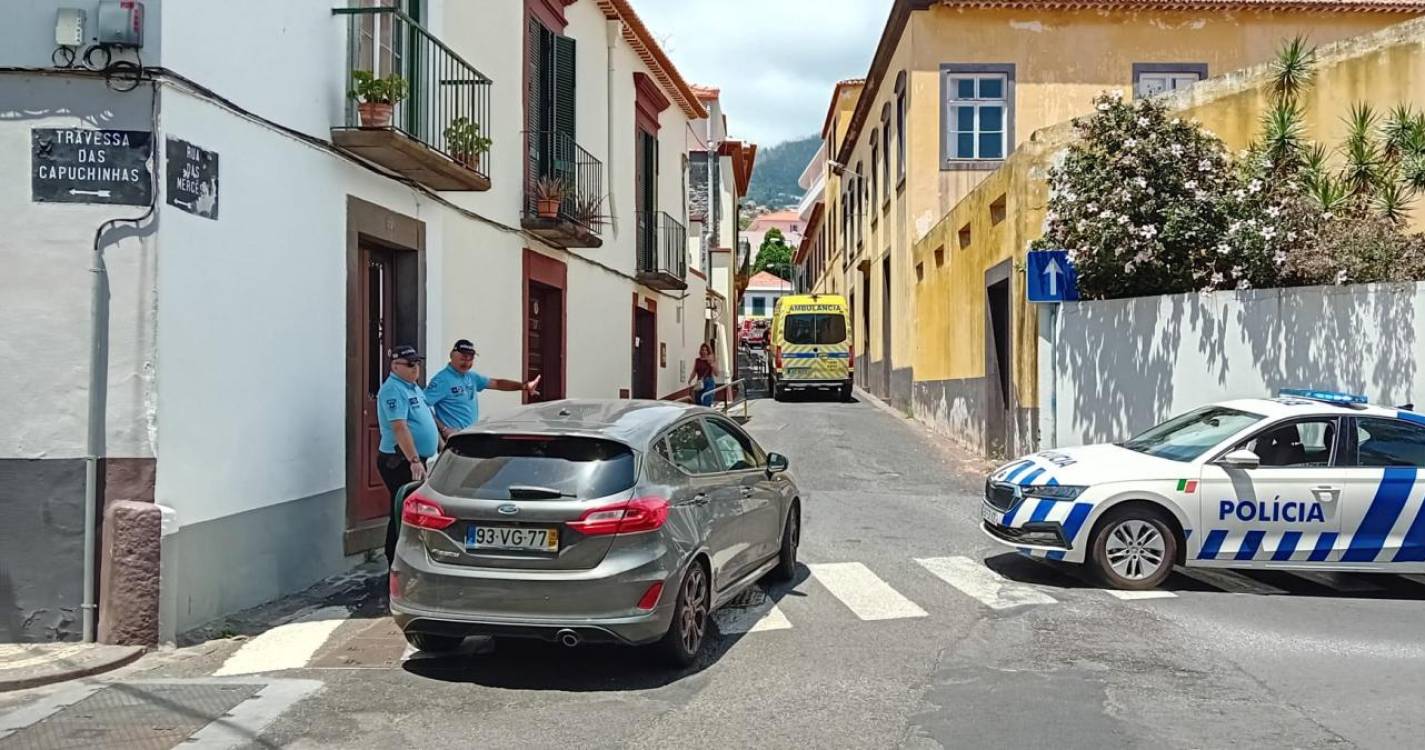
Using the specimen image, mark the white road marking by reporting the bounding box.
[1286,570,1382,592]
[214,607,349,676]
[1102,589,1179,600]
[1175,567,1286,595]
[809,562,929,620]
[713,598,793,634]
[915,556,1058,610]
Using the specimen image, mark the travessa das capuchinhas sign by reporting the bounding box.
[31,128,153,206]
[165,137,219,220]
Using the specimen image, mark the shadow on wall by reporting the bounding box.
[1055,283,1422,446]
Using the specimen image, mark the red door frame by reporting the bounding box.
[523,249,567,403]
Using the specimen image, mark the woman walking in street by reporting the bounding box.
[690,343,717,407]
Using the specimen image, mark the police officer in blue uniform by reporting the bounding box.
[376,345,440,566]
[425,339,541,440]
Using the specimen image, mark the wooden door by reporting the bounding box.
[527,282,565,403]
[356,248,395,523]
[632,306,657,399]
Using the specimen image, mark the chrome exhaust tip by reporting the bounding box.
[556,629,581,648]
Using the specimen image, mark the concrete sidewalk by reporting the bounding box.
[0,643,145,693]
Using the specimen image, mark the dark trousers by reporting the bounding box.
[376,451,414,566]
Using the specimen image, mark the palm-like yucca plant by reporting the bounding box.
[1307,172,1350,213]
[1261,99,1307,171]
[1405,153,1425,193]
[1270,35,1316,103]
[1383,105,1418,163]
[1341,103,1383,196]
[1373,179,1414,225]
[1301,142,1331,184]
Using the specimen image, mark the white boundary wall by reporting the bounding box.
[1039,282,1425,449]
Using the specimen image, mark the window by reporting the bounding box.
[783,314,847,345]
[704,419,760,471]
[752,296,767,316]
[870,133,880,213]
[665,421,721,474]
[941,64,1014,168]
[434,434,634,500]
[1133,63,1207,99]
[990,195,1006,225]
[1121,406,1263,463]
[881,104,892,204]
[895,72,907,183]
[1356,418,1425,467]
[1239,419,1338,468]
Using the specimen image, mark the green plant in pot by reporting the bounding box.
[349,70,409,128]
[444,117,492,171]
[533,176,566,219]
[571,192,606,229]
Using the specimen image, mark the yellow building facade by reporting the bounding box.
[814,0,1425,455]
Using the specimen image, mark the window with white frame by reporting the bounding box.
[1133,64,1207,98]
[942,65,1013,167]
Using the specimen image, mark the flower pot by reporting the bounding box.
[453,151,483,173]
[357,102,393,128]
[537,199,561,219]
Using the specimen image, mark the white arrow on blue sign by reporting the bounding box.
[1026,250,1079,302]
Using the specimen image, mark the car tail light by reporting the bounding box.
[568,497,670,536]
[636,581,665,610]
[402,492,456,530]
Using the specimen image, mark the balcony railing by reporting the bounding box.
[522,131,604,249]
[636,211,688,291]
[332,6,492,191]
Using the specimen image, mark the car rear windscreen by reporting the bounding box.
[430,435,636,500]
[783,314,847,345]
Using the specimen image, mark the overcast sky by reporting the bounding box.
[635,0,891,147]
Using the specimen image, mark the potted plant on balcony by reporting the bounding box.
[571,192,607,230]
[533,177,566,219]
[444,117,492,171]
[348,70,409,128]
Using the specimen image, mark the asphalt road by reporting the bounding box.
[7,391,1425,749]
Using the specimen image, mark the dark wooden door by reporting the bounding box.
[985,278,1012,459]
[527,281,565,402]
[881,258,892,397]
[632,306,657,399]
[356,247,396,524]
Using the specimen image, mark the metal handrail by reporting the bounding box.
[638,210,687,279]
[674,378,750,419]
[335,6,493,179]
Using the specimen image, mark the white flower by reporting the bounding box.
[1216,243,1232,255]
[1287,230,1297,241]
[1231,265,1244,277]
[1140,225,1158,239]
[1185,179,1198,190]
[1238,278,1253,290]
[1199,159,1213,172]
[1249,179,1263,194]
[1066,248,1079,262]
[1323,212,1335,221]
[1086,202,1099,213]
[1335,269,1349,284]
[1211,272,1225,286]
[1195,191,1209,201]
[1133,176,1148,189]
[1262,226,1277,240]
[1171,117,1182,125]
[1133,249,1152,264]
[1096,102,1111,112]
[1274,251,1288,266]
[1234,189,1247,200]
[1171,144,1185,157]
[1136,116,1150,127]
[1267,205,1282,218]
[1124,138,1138,148]
[1110,90,1124,101]
[1117,214,1130,225]
[1247,218,1258,228]
[1099,209,1115,220]
[1124,261,1136,274]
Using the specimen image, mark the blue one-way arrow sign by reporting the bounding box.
[1026,250,1079,302]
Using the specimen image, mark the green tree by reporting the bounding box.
[754,228,794,280]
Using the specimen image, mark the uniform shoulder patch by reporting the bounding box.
[385,398,397,409]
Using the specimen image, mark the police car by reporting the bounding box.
[982,389,1425,590]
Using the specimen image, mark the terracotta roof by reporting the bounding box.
[755,210,802,223]
[748,271,793,289]
[719,139,758,195]
[834,0,1425,167]
[690,84,721,101]
[595,0,709,120]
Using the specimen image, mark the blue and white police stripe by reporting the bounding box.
[1195,467,1425,564]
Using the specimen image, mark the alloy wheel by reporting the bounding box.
[1104,519,1167,581]
[679,565,708,655]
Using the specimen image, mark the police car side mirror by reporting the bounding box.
[1221,449,1260,470]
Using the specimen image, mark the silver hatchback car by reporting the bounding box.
[390,400,801,666]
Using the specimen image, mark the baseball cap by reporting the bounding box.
[389,344,425,362]
[452,339,479,355]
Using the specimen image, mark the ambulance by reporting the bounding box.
[766,294,853,402]
[982,389,1425,589]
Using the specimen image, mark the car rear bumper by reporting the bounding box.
[779,377,850,388]
[390,540,680,645]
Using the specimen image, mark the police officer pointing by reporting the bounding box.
[377,345,440,566]
[425,339,541,439]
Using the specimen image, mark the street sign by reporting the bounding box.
[31,128,153,206]
[1026,249,1079,302]
[166,137,219,220]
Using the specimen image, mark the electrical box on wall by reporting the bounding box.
[97,0,144,48]
[55,8,87,47]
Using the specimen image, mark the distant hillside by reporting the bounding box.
[746,135,820,209]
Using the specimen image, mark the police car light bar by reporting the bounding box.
[1277,388,1369,405]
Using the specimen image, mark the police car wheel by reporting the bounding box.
[1090,508,1177,590]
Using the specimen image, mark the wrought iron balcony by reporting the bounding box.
[522,131,604,249]
[637,211,688,291]
[332,6,492,191]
